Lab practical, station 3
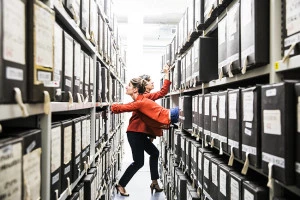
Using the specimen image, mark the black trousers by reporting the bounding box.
[119,131,159,187]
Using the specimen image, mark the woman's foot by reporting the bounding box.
[150,183,163,194]
[115,184,129,196]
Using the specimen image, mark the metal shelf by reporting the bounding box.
[51,102,95,112]
[53,0,96,54]
[275,55,300,73]
[0,103,44,121]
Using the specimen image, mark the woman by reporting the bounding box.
[114,66,172,196]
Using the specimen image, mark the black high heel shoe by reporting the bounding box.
[115,184,129,196]
[150,183,163,194]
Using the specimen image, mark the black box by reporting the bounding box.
[83,53,90,102]
[27,1,55,102]
[0,0,27,103]
[226,2,241,75]
[241,86,261,169]
[185,49,193,87]
[66,192,79,200]
[73,40,81,102]
[191,141,202,182]
[0,137,23,200]
[73,182,84,200]
[180,56,186,89]
[173,60,181,91]
[61,120,73,192]
[295,83,300,188]
[80,0,90,38]
[218,164,235,200]
[218,15,228,77]
[62,31,74,102]
[83,173,97,200]
[89,56,94,102]
[174,130,182,163]
[283,0,300,58]
[210,157,226,199]
[242,181,268,200]
[261,82,296,184]
[72,117,82,182]
[195,0,204,30]
[89,0,98,46]
[81,115,90,172]
[229,171,247,200]
[185,137,192,176]
[240,0,269,72]
[101,67,108,102]
[202,152,218,200]
[96,61,102,102]
[175,169,188,200]
[203,0,218,25]
[198,94,204,140]
[95,112,101,152]
[50,122,62,199]
[181,134,187,169]
[210,92,219,148]
[179,95,193,130]
[203,93,211,147]
[228,89,242,160]
[53,23,63,102]
[218,90,228,154]
[193,36,218,84]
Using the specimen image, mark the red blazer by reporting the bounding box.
[112,80,171,137]
[111,95,170,125]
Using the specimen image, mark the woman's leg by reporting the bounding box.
[144,138,160,181]
[118,132,146,187]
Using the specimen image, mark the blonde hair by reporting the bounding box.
[130,77,148,94]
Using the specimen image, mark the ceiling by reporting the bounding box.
[113,0,187,48]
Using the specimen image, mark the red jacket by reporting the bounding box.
[112,80,171,137]
[111,95,171,126]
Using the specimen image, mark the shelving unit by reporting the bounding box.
[161,0,300,200]
[0,0,126,200]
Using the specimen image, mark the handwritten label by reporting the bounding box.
[230,178,239,200]
[229,93,237,119]
[51,126,61,172]
[220,170,227,196]
[64,126,72,164]
[243,91,254,121]
[263,110,281,135]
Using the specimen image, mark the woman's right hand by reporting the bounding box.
[163,64,170,74]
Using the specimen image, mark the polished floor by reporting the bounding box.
[112,122,165,200]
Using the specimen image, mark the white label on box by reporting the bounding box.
[242,144,257,155]
[296,162,300,174]
[38,71,52,82]
[205,96,210,116]
[181,139,185,152]
[6,67,24,81]
[241,0,252,26]
[52,173,59,184]
[54,24,63,73]
[64,35,73,77]
[298,97,300,132]
[211,163,218,186]
[266,88,277,97]
[286,0,300,36]
[65,79,72,88]
[245,122,252,129]
[244,189,254,200]
[220,169,227,196]
[96,119,99,141]
[3,0,26,65]
[229,93,237,119]
[263,110,281,135]
[199,96,203,114]
[74,43,81,76]
[198,152,202,170]
[51,126,61,172]
[230,178,239,200]
[211,95,218,117]
[243,91,254,121]
[219,95,226,119]
[35,4,54,68]
[64,165,70,175]
[90,57,94,84]
[0,142,22,200]
[75,122,81,156]
[218,18,226,45]
[244,128,252,136]
[23,148,41,200]
[204,158,209,179]
[219,135,227,143]
[64,126,72,164]
[262,152,285,168]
